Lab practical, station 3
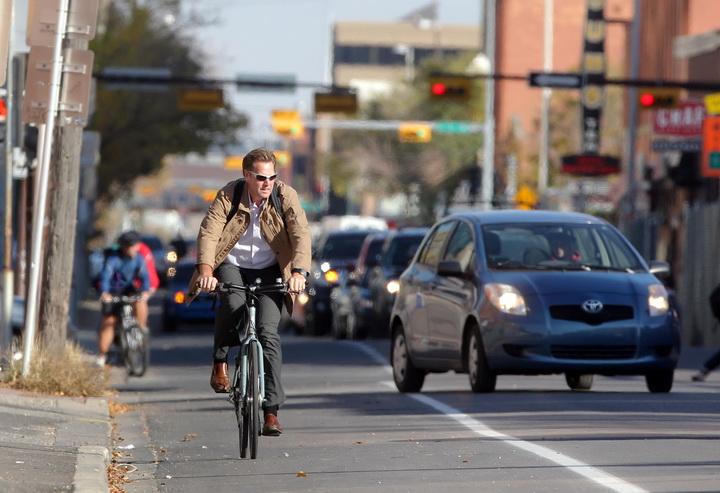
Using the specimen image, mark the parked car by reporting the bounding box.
[303,229,378,335]
[330,232,388,339]
[390,211,681,394]
[366,228,428,337]
[162,261,215,332]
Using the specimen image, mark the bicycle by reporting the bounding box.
[109,295,150,377]
[214,279,288,459]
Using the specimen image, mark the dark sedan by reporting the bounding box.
[390,211,681,394]
[330,232,387,339]
[366,228,428,337]
[304,229,378,335]
[161,261,215,332]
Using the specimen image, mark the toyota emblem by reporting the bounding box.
[581,299,604,314]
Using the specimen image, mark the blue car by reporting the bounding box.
[390,211,681,394]
[162,262,215,332]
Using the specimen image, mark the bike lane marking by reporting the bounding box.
[350,341,648,493]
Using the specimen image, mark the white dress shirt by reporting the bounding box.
[226,192,277,269]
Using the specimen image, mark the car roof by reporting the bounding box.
[447,210,607,226]
[322,229,378,238]
[386,227,430,239]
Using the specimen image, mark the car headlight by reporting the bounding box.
[320,262,331,273]
[297,292,309,306]
[648,284,669,316]
[324,270,339,283]
[386,280,400,294]
[484,283,528,316]
[166,251,178,263]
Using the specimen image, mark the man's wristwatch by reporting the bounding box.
[291,268,309,278]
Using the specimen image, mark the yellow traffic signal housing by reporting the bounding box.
[638,88,680,109]
[271,109,304,139]
[428,75,472,101]
[398,123,432,143]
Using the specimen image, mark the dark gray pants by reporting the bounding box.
[214,262,285,410]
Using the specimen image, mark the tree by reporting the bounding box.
[89,2,247,200]
[327,54,484,223]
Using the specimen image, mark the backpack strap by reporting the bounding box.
[270,186,286,225]
[226,179,245,222]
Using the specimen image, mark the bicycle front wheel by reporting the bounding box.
[247,341,262,459]
[123,325,148,377]
[234,362,248,458]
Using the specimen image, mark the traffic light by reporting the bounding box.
[271,109,304,139]
[428,75,472,101]
[637,88,680,109]
[398,123,432,143]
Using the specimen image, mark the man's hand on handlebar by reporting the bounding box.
[195,264,218,293]
[288,272,306,294]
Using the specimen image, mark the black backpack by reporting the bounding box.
[226,179,286,225]
[710,283,720,321]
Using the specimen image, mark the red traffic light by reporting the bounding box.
[639,93,655,107]
[431,82,447,96]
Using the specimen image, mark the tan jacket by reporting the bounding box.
[189,179,312,309]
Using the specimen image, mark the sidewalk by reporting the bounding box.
[0,388,110,493]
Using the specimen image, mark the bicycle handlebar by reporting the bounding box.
[216,281,289,294]
[108,294,143,304]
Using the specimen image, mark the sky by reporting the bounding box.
[9,0,481,146]
[187,0,482,145]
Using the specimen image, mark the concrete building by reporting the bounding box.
[332,21,480,100]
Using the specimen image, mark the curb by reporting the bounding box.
[74,446,110,493]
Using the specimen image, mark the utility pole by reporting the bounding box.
[624,0,642,220]
[1,0,16,351]
[38,34,88,350]
[538,0,553,195]
[481,0,496,211]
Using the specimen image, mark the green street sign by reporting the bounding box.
[435,121,472,134]
[710,152,720,169]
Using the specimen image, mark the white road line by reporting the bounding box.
[351,341,647,493]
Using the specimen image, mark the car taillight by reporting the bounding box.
[174,291,186,304]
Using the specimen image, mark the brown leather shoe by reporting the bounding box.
[262,413,283,436]
[210,361,230,393]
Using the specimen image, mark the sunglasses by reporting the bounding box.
[246,170,277,182]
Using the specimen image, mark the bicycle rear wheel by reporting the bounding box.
[247,341,261,459]
[123,325,148,377]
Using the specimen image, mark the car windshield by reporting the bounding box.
[482,223,644,272]
[384,236,425,268]
[320,234,368,260]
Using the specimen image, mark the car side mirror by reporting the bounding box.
[437,260,466,278]
[649,260,671,279]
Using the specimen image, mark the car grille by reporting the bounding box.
[549,304,634,325]
[551,345,637,359]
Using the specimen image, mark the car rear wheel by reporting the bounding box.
[565,373,593,391]
[645,369,674,393]
[391,328,425,392]
[467,327,496,393]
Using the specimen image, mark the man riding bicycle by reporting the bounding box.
[192,148,311,437]
[96,231,151,367]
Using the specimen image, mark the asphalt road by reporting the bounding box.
[106,316,720,493]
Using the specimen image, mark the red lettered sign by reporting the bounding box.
[653,102,705,137]
[562,154,620,176]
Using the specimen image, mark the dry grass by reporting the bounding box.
[0,340,109,397]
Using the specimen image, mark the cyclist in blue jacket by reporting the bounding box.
[96,231,151,366]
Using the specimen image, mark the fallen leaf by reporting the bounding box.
[296,471,307,478]
[354,441,364,445]
[181,433,197,442]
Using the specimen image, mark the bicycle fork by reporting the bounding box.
[230,304,266,408]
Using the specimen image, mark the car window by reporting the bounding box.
[418,222,455,267]
[141,236,164,251]
[320,233,369,260]
[482,223,644,271]
[442,222,475,271]
[383,235,425,268]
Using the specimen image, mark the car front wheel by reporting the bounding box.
[467,327,496,393]
[391,327,425,392]
[646,369,674,393]
[565,373,593,391]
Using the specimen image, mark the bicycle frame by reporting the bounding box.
[231,299,266,409]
